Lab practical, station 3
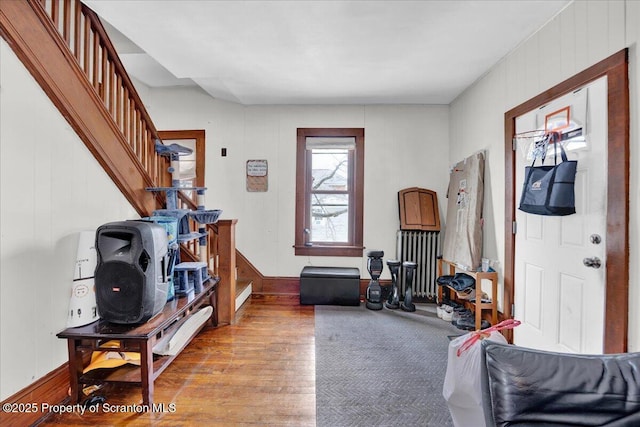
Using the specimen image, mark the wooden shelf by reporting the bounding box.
[57,279,218,405]
[437,258,498,329]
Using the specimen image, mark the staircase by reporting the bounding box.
[0,0,239,324]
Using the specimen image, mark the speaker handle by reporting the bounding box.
[161,256,167,282]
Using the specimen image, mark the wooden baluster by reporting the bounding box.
[51,0,59,29]
[137,112,144,163]
[109,60,115,115]
[128,98,135,146]
[100,44,107,101]
[73,0,81,61]
[123,87,130,140]
[115,74,122,129]
[148,134,153,172]
[138,111,144,161]
[140,129,145,171]
[132,108,138,157]
[209,224,219,278]
[105,59,111,114]
[149,129,157,181]
[164,157,171,187]
[62,0,71,44]
[92,28,99,91]
[83,14,90,76]
[143,122,148,168]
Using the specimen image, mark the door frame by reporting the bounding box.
[504,49,629,353]
[158,129,206,188]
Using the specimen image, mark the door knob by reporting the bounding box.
[583,257,602,269]
[590,234,602,244]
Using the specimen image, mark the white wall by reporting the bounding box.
[142,88,451,277]
[449,0,640,351]
[0,40,138,400]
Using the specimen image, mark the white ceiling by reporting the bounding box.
[84,0,571,105]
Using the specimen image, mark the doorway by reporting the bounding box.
[503,49,629,353]
[513,78,607,353]
[158,129,206,203]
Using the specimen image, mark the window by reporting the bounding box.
[295,128,364,256]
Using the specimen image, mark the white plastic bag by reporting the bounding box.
[442,319,520,427]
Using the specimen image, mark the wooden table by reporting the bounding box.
[57,279,217,405]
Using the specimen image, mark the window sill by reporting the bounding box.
[294,245,365,257]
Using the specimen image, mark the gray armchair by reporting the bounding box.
[480,340,640,426]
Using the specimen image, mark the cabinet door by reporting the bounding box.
[398,187,440,231]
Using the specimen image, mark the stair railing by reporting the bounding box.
[14,0,236,315]
[39,0,167,185]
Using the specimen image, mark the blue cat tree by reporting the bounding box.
[147,141,221,297]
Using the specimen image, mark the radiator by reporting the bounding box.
[396,230,441,299]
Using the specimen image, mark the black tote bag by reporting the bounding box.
[518,133,577,216]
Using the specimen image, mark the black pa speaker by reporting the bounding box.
[95,221,169,324]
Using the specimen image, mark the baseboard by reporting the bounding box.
[235,280,253,310]
[0,363,69,427]
[258,276,300,295]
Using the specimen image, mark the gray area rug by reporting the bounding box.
[315,304,461,426]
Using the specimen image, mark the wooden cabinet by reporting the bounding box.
[398,187,441,231]
[437,258,497,330]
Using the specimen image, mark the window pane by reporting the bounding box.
[310,193,349,242]
[311,149,349,191]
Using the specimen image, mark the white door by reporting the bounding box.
[513,77,607,354]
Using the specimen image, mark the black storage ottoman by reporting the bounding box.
[300,266,360,306]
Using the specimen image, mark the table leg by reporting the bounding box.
[210,287,218,327]
[66,339,83,404]
[139,340,154,405]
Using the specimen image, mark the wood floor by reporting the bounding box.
[39,295,316,426]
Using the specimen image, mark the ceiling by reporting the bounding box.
[84,0,571,105]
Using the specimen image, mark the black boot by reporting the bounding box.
[385,260,401,309]
[401,261,417,312]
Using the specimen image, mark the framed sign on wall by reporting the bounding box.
[246,160,268,192]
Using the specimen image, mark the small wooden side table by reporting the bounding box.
[57,279,217,405]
